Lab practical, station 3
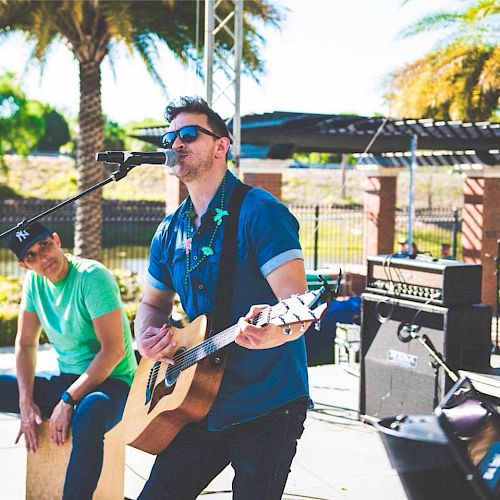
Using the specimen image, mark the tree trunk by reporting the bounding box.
[74,60,104,260]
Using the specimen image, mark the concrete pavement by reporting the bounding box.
[0,346,406,499]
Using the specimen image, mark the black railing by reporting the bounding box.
[395,207,461,259]
[289,204,365,270]
[0,198,463,276]
[0,199,165,277]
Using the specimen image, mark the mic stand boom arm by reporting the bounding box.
[410,329,459,383]
[0,158,138,241]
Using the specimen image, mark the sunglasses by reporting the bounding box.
[161,125,222,149]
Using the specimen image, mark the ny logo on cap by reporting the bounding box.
[15,230,30,242]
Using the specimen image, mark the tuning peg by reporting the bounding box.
[282,325,292,335]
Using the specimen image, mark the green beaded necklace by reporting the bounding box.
[184,173,229,286]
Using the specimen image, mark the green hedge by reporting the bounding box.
[0,300,139,347]
[0,306,50,346]
[0,307,19,346]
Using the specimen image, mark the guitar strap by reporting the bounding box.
[211,180,253,335]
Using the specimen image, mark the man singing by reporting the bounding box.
[135,96,310,499]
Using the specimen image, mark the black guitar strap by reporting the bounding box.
[212,181,253,335]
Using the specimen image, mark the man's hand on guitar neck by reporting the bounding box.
[236,259,309,349]
[236,305,310,350]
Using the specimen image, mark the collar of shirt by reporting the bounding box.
[179,171,239,228]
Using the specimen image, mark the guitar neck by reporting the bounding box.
[172,288,329,373]
[174,310,270,372]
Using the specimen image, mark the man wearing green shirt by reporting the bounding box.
[0,222,137,500]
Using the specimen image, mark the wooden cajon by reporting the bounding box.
[26,421,124,500]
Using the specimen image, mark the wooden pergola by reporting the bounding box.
[135,112,499,161]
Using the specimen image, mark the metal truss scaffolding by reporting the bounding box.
[204,0,243,174]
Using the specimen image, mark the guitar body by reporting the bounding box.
[121,315,226,454]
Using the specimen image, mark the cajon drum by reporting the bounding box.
[26,421,124,500]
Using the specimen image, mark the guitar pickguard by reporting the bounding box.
[145,361,161,404]
[149,375,176,414]
[147,346,186,414]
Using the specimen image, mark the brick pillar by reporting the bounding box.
[462,170,500,308]
[362,171,398,261]
[165,173,188,214]
[243,172,282,200]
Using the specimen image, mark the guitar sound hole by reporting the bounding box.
[165,347,186,387]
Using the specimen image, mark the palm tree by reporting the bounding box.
[387,0,499,121]
[0,0,283,260]
[0,72,45,171]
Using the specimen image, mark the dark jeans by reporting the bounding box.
[138,397,308,500]
[0,372,130,500]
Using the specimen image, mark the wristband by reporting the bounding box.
[61,390,78,407]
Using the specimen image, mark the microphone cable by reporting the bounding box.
[374,253,399,324]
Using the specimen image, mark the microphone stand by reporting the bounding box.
[408,328,459,408]
[493,239,500,354]
[496,239,500,353]
[0,159,138,241]
[485,240,500,354]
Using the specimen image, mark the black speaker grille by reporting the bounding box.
[360,294,491,419]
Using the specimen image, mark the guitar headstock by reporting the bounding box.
[250,270,341,331]
[267,275,339,329]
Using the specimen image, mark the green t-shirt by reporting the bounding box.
[21,254,137,385]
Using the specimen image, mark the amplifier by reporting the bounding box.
[366,255,482,306]
[360,293,492,419]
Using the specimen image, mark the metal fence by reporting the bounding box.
[0,199,462,276]
[0,199,165,277]
[395,207,461,260]
[290,204,365,270]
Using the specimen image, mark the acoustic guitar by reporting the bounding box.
[121,285,334,454]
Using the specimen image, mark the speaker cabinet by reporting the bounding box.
[360,293,491,419]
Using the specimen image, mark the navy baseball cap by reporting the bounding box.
[8,222,52,261]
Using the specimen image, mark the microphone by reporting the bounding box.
[95,150,179,167]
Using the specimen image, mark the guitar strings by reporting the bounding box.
[150,292,314,376]
[149,326,238,378]
[168,308,268,371]
[149,307,272,377]
[176,326,238,370]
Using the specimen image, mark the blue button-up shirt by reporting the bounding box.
[147,171,308,430]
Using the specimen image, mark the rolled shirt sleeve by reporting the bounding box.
[248,197,304,278]
[147,215,176,291]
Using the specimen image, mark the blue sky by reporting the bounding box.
[0,0,457,124]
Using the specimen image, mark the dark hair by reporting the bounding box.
[164,96,229,139]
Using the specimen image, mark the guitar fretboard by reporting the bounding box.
[149,289,326,387]
[172,308,268,371]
